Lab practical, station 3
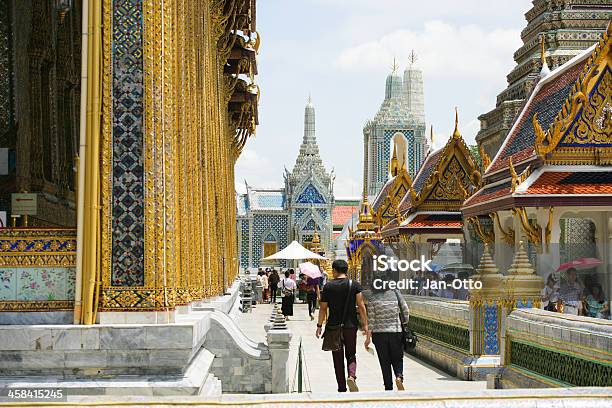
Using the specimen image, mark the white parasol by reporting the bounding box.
[262,240,327,260]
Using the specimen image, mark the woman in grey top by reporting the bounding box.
[364,272,410,391]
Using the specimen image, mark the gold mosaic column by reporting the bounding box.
[98,0,242,317]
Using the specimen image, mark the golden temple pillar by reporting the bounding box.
[95,0,246,321]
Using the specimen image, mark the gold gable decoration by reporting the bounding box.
[409,110,481,213]
[374,170,414,228]
[533,22,612,165]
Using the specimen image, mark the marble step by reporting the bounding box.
[0,347,219,397]
[200,374,222,398]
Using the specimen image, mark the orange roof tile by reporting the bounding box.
[518,172,612,195]
[332,205,359,227]
[406,214,463,228]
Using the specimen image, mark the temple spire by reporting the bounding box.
[390,142,399,176]
[409,49,417,65]
[391,57,399,74]
[453,107,461,139]
[303,95,316,144]
[430,125,435,149]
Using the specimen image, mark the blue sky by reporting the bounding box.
[235,0,533,197]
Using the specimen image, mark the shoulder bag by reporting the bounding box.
[322,280,352,352]
[281,278,294,297]
[394,290,417,352]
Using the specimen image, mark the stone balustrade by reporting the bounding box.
[498,308,612,388]
[404,295,477,379]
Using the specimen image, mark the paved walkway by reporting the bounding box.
[237,301,486,394]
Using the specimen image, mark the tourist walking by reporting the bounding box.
[261,271,269,303]
[364,272,410,391]
[306,276,320,320]
[316,260,369,392]
[269,269,280,304]
[280,271,296,320]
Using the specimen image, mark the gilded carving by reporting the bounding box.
[0,229,77,267]
[467,216,495,244]
[544,207,554,251]
[489,212,515,246]
[0,301,74,312]
[430,159,470,201]
[479,144,491,170]
[512,208,542,250]
[509,157,531,193]
[534,24,612,163]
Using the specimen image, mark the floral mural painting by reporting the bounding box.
[11,268,75,301]
[0,269,16,300]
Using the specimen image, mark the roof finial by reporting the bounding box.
[409,49,417,65]
[391,57,399,74]
[390,142,399,176]
[453,107,461,139]
[429,125,435,148]
[539,34,550,78]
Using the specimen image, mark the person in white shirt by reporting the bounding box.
[261,272,269,303]
[280,270,297,320]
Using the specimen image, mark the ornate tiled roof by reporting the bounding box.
[398,147,443,212]
[487,52,588,175]
[371,176,397,211]
[465,28,612,216]
[244,189,286,211]
[412,148,443,194]
[462,182,512,208]
[517,171,612,195]
[403,213,463,229]
[332,205,359,228]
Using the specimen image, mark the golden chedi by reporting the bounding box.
[471,244,505,300]
[504,241,544,307]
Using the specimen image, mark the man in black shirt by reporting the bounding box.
[316,260,368,392]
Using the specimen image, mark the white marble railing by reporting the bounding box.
[501,308,612,388]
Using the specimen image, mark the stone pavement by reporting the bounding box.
[236,301,487,394]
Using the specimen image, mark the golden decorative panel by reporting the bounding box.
[0,229,77,267]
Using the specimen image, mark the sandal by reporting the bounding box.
[347,376,359,392]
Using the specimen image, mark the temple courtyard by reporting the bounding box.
[236,302,486,394]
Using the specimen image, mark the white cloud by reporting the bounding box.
[335,21,521,81]
[333,175,361,198]
[235,148,279,193]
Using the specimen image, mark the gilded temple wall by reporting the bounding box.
[99,0,241,312]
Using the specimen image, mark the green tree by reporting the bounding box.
[468,144,482,169]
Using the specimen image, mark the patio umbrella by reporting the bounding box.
[555,257,602,273]
[299,262,322,279]
[262,240,327,261]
